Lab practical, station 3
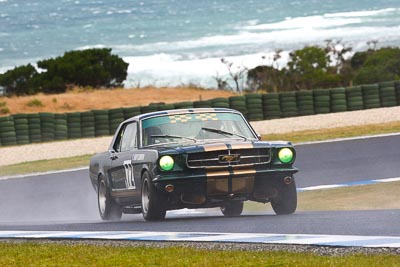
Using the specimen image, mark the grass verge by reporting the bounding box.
[244,181,400,212]
[0,242,398,266]
[1,121,399,177]
[0,154,92,177]
[262,121,400,143]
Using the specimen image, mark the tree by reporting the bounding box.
[0,64,39,96]
[220,58,247,93]
[287,46,342,90]
[37,48,129,92]
[0,48,129,95]
[353,47,400,84]
[247,65,286,92]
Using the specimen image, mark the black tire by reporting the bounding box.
[271,178,297,215]
[141,171,166,221]
[97,175,122,221]
[220,201,244,217]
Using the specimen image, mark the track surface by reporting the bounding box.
[0,134,399,237]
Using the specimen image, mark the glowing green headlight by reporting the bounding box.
[278,148,294,163]
[159,155,174,171]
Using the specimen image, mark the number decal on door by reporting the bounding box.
[123,160,136,189]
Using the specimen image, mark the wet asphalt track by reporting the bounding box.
[0,134,399,237]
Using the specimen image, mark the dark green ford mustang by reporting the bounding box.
[89,108,298,221]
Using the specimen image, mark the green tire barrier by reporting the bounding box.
[27,113,41,143]
[0,116,17,146]
[81,111,95,138]
[54,113,68,140]
[211,98,230,108]
[158,104,175,111]
[379,86,397,107]
[229,96,247,117]
[395,81,400,105]
[361,84,381,109]
[194,100,212,108]
[245,94,263,121]
[108,108,125,133]
[313,89,331,114]
[379,81,396,88]
[123,106,141,120]
[262,93,281,119]
[296,91,315,116]
[1,80,400,147]
[93,109,110,137]
[279,92,298,117]
[330,88,347,113]
[141,105,159,114]
[39,112,55,142]
[346,86,364,111]
[12,114,30,145]
[174,101,194,109]
[66,112,82,139]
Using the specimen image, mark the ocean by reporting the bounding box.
[1,0,400,88]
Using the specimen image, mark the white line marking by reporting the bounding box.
[1,231,399,248]
[295,132,400,146]
[298,177,400,192]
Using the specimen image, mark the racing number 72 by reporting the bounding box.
[123,160,136,189]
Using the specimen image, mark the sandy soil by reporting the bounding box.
[0,106,399,167]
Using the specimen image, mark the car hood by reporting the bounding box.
[153,140,292,155]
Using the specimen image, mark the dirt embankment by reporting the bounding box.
[0,87,235,115]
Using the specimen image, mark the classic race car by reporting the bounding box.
[89,108,298,221]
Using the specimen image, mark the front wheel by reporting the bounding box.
[98,175,122,221]
[141,171,166,221]
[271,177,297,215]
[221,201,244,217]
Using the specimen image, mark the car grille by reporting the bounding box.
[187,148,271,168]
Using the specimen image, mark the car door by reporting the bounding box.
[109,121,139,196]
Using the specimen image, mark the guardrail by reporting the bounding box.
[1,81,399,147]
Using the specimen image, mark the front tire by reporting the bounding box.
[141,171,166,221]
[97,175,122,221]
[221,201,244,216]
[271,177,297,215]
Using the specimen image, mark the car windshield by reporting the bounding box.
[141,111,256,146]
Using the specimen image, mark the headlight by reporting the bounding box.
[159,155,174,171]
[278,148,294,164]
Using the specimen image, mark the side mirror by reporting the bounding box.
[257,134,262,140]
[108,150,118,160]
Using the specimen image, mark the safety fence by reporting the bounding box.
[1,81,400,147]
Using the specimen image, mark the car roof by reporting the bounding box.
[124,108,242,123]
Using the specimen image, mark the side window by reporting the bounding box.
[120,122,138,152]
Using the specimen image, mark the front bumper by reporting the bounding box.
[153,166,298,207]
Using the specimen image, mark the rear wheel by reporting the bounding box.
[141,171,166,221]
[98,175,122,221]
[220,201,244,217]
[271,177,297,215]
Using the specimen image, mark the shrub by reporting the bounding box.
[0,107,10,114]
[37,48,129,92]
[0,48,129,95]
[26,98,44,107]
[0,64,39,96]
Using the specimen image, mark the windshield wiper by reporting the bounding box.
[150,134,197,143]
[201,127,247,141]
